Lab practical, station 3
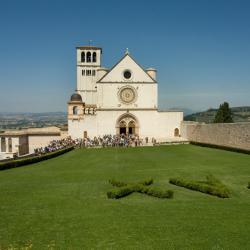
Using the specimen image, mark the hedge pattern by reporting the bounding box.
[0,147,74,171]
[107,179,173,199]
[109,178,153,187]
[190,141,250,155]
[169,175,230,198]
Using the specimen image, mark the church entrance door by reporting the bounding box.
[116,114,139,136]
[120,127,126,134]
[119,120,127,135]
[128,121,135,135]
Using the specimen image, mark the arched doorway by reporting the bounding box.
[128,121,135,135]
[119,120,127,135]
[116,113,139,136]
[174,128,180,137]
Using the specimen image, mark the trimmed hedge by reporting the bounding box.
[190,141,250,155]
[107,185,135,199]
[169,175,230,198]
[109,178,153,188]
[139,185,174,199]
[0,147,74,171]
[107,179,173,199]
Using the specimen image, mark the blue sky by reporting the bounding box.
[0,0,250,113]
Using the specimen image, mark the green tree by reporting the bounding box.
[214,102,233,123]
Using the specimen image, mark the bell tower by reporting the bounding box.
[76,45,102,105]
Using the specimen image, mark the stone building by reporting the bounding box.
[68,46,183,140]
[0,127,62,159]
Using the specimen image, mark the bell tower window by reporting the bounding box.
[92,52,96,62]
[81,52,85,62]
[87,52,91,62]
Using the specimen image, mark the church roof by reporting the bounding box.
[76,46,102,51]
[96,53,157,83]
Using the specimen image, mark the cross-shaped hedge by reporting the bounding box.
[107,178,174,199]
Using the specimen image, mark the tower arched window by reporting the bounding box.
[81,52,85,62]
[92,52,96,62]
[73,106,78,115]
[87,52,91,62]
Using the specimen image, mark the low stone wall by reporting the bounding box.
[181,121,250,150]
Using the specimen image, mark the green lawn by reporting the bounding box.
[0,145,250,249]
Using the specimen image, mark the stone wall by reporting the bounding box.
[181,121,250,150]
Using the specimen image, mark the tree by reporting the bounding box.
[213,102,233,123]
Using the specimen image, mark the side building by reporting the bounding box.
[0,127,64,159]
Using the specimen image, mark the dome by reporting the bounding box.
[70,93,82,102]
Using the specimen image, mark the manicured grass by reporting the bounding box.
[0,145,250,249]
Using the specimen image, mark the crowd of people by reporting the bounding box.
[82,134,144,147]
[34,137,82,154]
[34,134,156,155]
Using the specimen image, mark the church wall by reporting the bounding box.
[181,121,250,150]
[95,111,121,136]
[77,67,98,105]
[97,83,157,109]
[69,111,128,138]
[97,110,156,136]
[68,110,183,140]
[130,111,183,140]
[77,68,98,92]
[68,116,97,139]
[77,89,97,105]
[155,111,183,139]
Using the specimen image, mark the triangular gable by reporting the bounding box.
[97,54,156,83]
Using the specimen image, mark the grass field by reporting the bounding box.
[0,145,250,249]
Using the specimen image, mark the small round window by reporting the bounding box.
[123,70,132,79]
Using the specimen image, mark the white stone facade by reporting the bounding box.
[68,46,183,141]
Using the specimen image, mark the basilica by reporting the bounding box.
[68,45,183,141]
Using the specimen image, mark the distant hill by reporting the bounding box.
[184,106,250,123]
[162,107,199,116]
[0,112,67,130]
